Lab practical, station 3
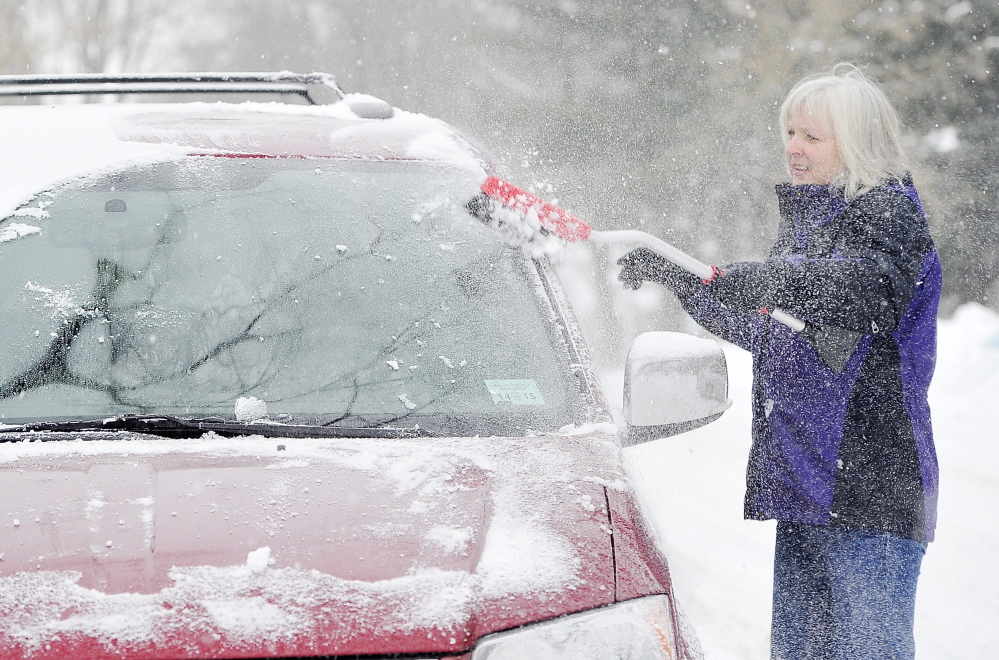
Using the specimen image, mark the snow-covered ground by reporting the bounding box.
[623,302,999,659]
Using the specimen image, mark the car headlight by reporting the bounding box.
[470,595,678,660]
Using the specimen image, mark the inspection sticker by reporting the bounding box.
[484,379,545,406]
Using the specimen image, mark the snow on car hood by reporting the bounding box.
[0,101,487,223]
[0,434,620,658]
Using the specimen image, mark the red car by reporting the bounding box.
[0,73,729,660]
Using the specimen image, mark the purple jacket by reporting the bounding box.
[681,176,940,542]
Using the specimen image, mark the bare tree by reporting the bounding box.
[0,3,36,74]
[18,0,183,73]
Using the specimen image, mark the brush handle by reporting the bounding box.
[590,230,714,280]
[591,229,807,333]
[767,309,806,332]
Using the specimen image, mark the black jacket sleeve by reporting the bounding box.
[710,189,932,334]
[772,189,932,334]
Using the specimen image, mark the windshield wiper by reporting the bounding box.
[0,414,428,440]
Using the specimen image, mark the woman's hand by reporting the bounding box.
[616,247,700,298]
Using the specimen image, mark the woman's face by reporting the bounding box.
[784,113,845,186]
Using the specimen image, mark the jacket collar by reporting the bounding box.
[775,182,847,248]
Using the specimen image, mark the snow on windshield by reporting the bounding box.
[0,156,581,433]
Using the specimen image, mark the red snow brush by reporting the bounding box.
[475,176,735,291]
[473,175,808,334]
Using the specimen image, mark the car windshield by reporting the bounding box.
[0,157,583,435]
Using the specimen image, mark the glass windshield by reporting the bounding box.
[0,157,582,435]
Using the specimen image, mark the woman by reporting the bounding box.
[618,64,940,660]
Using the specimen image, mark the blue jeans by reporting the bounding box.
[771,521,926,660]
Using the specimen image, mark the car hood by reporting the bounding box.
[0,432,621,658]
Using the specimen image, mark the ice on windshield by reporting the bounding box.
[0,158,580,434]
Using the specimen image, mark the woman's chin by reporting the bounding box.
[790,172,831,186]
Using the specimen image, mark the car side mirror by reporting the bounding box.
[622,331,731,446]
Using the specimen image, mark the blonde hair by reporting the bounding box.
[779,63,906,200]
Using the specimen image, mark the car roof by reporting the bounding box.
[112,102,484,161]
[0,96,488,218]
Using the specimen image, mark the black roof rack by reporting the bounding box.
[0,72,346,106]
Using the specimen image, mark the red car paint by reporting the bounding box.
[0,434,677,658]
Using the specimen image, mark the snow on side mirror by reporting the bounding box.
[622,331,731,446]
